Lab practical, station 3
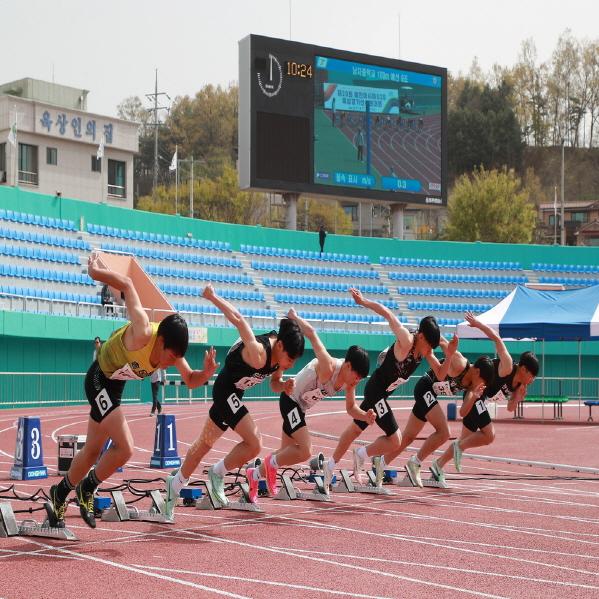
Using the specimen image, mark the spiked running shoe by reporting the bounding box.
[75,482,96,528]
[372,456,384,487]
[453,439,463,473]
[246,468,259,503]
[405,457,423,488]
[430,459,446,484]
[263,454,279,496]
[353,447,365,485]
[208,466,229,507]
[44,484,67,528]
[164,470,178,521]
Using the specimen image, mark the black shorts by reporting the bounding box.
[354,378,399,436]
[280,393,307,437]
[209,377,249,432]
[85,361,126,423]
[412,375,440,422]
[462,398,492,432]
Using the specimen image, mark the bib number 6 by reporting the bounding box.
[93,389,113,418]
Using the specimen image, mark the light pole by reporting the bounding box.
[560,139,565,245]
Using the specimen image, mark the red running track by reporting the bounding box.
[1,401,599,599]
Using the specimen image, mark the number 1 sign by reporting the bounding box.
[150,414,181,469]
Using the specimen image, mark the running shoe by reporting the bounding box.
[263,453,279,496]
[372,456,384,487]
[353,447,365,485]
[44,484,67,529]
[323,459,334,495]
[75,481,96,528]
[453,439,463,473]
[208,465,229,507]
[246,468,259,503]
[405,456,423,488]
[430,459,445,484]
[164,469,178,520]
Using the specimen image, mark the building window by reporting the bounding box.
[570,212,588,223]
[0,143,6,182]
[18,143,38,185]
[46,147,57,166]
[343,204,358,221]
[108,159,126,198]
[91,156,101,172]
[548,214,556,226]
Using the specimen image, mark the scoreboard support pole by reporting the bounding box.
[391,203,406,240]
[284,192,299,230]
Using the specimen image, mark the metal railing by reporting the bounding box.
[18,170,38,185]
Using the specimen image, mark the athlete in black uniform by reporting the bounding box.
[383,334,495,487]
[432,313,538,483]
[165,284,304,514]
[328,288,458,485]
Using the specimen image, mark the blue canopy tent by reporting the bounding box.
[456,285,599,415]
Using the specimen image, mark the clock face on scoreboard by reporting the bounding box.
[239,34,447,207]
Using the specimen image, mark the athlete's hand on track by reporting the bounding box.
[283,377,295,395]
[365,408,376,425]
[203,346,219,376]
[202,283,215,300]
[349,288,364,305]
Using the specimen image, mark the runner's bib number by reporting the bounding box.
[93,389,113,417]
[235,375,265,390]
[432,381,453,396]
[227,393,243,414]
[375,399,389,418]
[110,364,143,381]
[287,407,301,430]
[423,391,437,407]
[475,399,487,415]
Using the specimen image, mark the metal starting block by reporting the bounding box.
[395,466,449,489]
[101,490,173,523]
[196,480,262,512]
[274,474,331,502]
[0,502,77,541]
[333,469,391,495]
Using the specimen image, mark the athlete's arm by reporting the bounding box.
[459,390,477,417]
[88,252,151,342]
[344,386,376,424]
[202,284,265,369]
[271,367,294,395]
[425,335,459,381]
[174,348,219,389]
[287,308,334,379]
[350,288,409,346]
[465,311,513,377]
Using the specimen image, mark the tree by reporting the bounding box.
[443,167,537,243]
[297,199,353,235]
[448,80,523,180]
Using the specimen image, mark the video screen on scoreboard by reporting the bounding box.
[313,55,443,199]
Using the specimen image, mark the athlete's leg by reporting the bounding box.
[66,416,109,485]
[366,430,401,458]
[437,425,470,468]
[261,426,312,473]
[459,422,495,452]
[180,417,225,479]
[383,412,426,465]
[93,407,134,480]
[415,403,450,462]
[223,411,261,471]
[332,422,363,463]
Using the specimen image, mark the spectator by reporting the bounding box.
[150,367,166,416]
[101,284,114,316]
[319,225,327,256]
[92,337,102,362]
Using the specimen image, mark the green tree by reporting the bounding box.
[443,167,537,243]
[297,199,353,235]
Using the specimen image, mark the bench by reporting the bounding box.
[584,400,599,422]
[514,396,569,420]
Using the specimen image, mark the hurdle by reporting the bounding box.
[0,502,77,541]
[101,490,173,524]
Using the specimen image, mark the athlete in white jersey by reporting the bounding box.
[247,308,374,501]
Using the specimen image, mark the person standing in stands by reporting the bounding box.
[150,367,166,416]
[45,252,218,529]
[319,224,327,256]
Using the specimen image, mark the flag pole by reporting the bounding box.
[175,144,178,215]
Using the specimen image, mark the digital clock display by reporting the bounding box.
[286,61,313,79]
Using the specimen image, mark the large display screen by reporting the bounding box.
[239,35,447,207]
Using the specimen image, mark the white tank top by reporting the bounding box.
[290,358,345,412]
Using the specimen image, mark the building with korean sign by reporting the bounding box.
[0,78,138,208]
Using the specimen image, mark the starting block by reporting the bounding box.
[196,479,262,512]
[333,469,391,495]
[275,474,331,502]
[395,465,448,489]
[0,502,77,541]
[101,490,173,523]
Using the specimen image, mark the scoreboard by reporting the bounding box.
[239,35,447,207]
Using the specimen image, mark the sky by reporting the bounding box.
[2,0,598,117]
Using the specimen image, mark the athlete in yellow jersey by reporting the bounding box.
[45,252,218,529]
